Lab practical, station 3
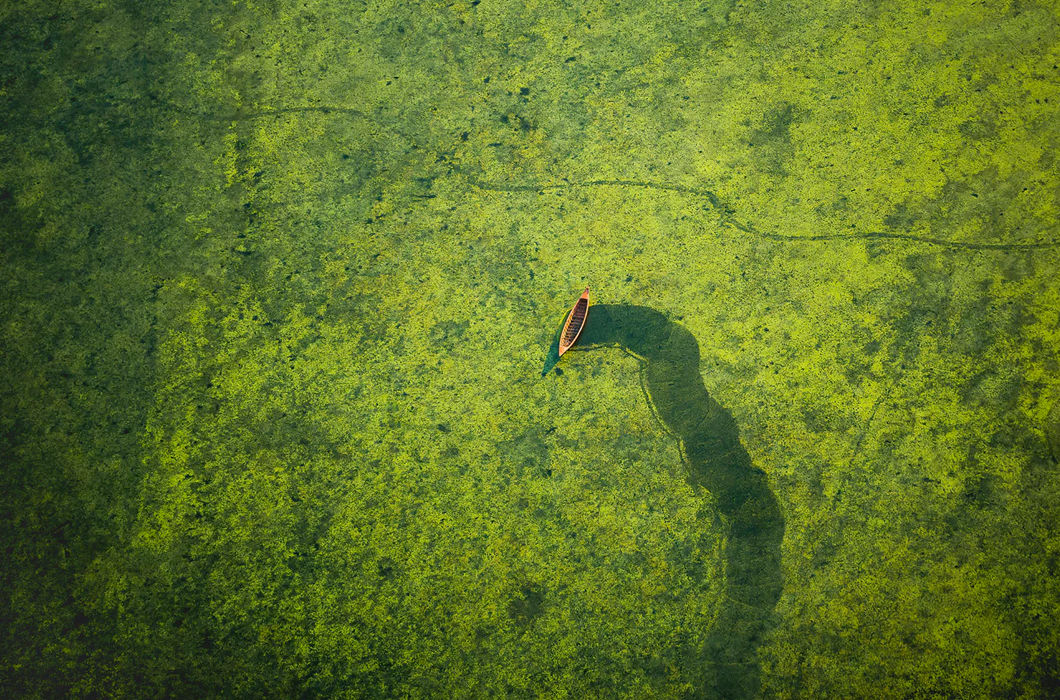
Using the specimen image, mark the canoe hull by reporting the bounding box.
[558,287,590,356]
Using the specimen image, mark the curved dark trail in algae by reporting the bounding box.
[543,305,784,698]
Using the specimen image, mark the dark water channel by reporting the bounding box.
[544,304,784,697]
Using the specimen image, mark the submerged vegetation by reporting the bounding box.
[2,0,1059,696]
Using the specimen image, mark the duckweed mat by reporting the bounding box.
[2,1,1059,697]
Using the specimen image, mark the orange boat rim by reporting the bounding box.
[558,287,590,356]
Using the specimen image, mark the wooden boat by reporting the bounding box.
[558,287,590,356]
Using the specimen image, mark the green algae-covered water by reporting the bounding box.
[3,1,1059,697]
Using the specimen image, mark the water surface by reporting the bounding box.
[2,1,1059,696]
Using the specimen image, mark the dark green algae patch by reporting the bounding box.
[3,0,1060,697]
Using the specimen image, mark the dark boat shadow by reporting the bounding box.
[543,304,785,698]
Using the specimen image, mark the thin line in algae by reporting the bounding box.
[147,98,1059,253]
[463,173,1060,252]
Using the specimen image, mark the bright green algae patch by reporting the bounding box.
[2,0,1060,697]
